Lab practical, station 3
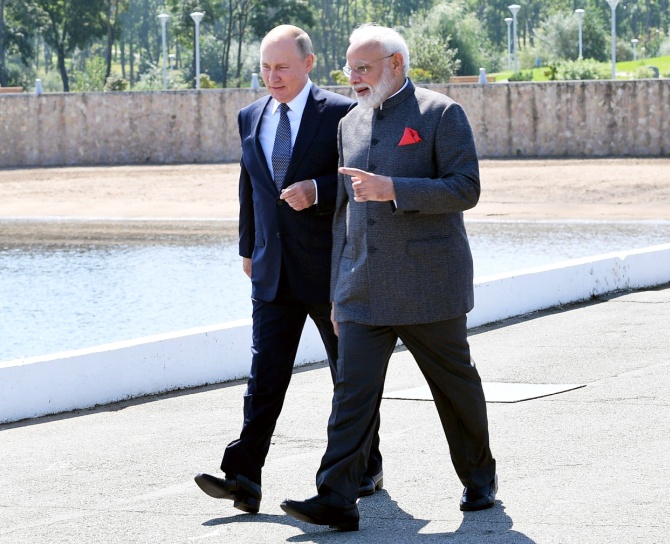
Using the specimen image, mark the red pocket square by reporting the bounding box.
[398,127,422,146]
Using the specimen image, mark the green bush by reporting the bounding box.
[556,58,609,80]
[104,76,129,91]
[71,57,107,92]
[634,66,657,79]
[329,70,348,86]
[198,73,217,89]
[408,67,434,83]
[508,70,534,82]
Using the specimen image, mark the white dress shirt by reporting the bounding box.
[259,79,318,200]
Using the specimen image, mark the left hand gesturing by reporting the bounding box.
[339,167,396,202]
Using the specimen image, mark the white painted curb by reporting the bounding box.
[2,243,669,424]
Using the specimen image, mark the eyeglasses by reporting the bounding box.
[342,53,396,77]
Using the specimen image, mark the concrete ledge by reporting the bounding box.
[469,243,670,327]
[2,243,669,423]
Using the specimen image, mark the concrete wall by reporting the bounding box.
[2,243,669,424]
[1,80,668,167]
[0,89,251,167]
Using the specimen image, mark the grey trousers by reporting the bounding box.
[316,315,496,503]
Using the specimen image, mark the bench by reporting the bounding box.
[0,87,24,94]
[449,75,496,84]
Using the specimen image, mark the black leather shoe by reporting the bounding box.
[194,473,262,514]
[358,469,384,497]
[459,474,498,511]
[280,495,359,531]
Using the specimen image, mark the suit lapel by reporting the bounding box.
[284,87,324,184]
[250,96,274,186]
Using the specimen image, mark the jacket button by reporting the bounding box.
[276,232,281,238]
[367,219,376,225]
[371,138,379,145]
[276,199,283,206]
[369,246,377,253]
[377,113,384,120]
[369,164,376,171]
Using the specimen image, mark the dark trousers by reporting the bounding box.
[316,315,495,503]
[220,274,382,485]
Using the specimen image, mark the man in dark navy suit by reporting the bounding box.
[194,25,382,514]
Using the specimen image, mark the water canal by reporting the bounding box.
[1,219,669,362]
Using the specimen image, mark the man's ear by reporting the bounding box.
[391,53,404,74]
[305,53,315,73]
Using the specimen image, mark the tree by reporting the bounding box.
[104,0,128,79]
[0,0,6,85]
[403,7,460,82]
[165,0,221,86]
[33,0,107,91]
[1,0,39,86]
[414,1,491,76]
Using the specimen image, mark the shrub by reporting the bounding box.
[198,73,217,89]
[556,58,609,80]
[132,63,162,91]
[71,57,106,92]
[634,66,657,79]
[408,68,433,83]
[104,76,129,91]
[329,70,348,86]
[508,70,534,82]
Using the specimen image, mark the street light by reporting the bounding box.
[505,18,513,70]
[575,9,585,58]
[508,4,521,73]
[190,11,204,89]
[606,0,619,80]
[158,13,169,91]
[631,38,639,61]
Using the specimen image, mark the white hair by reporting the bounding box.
[349,23,410,76]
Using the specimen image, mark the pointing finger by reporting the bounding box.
[339,167,370,178]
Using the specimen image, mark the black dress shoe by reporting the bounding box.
[194,473,262,514]
[280,495,359,531]
[459,474,498,511]
[358,468,384,497]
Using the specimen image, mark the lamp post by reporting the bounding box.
[631,38,639,61]
[505,17,513,70]
[606,0,619,80]
[190,11,204,89]
[508,4,521,73]
[575,9,585,58]
[158,13,169,91]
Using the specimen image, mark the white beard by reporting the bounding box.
[355,69,397,110]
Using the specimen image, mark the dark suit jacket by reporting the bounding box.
[332,80,481,325]
[238,84,354,305]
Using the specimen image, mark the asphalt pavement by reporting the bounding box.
[2,284,668,544]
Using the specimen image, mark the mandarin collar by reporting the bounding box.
[377,78,414,111]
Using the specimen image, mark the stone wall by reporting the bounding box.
[0,79,668,168]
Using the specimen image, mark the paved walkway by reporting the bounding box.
[2,285,668,543]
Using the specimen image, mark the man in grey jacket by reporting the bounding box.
[281,23,497,531]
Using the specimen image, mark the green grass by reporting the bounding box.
[616,55,670,75]
[491,54,670,82]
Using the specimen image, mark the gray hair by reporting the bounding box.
[349,23,410,76]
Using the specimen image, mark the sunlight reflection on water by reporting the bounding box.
[1,219,668,362]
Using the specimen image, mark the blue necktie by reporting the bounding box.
[271,103,292,191]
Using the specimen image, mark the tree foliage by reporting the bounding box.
[31,0,108,91]
[2,0,669,91]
